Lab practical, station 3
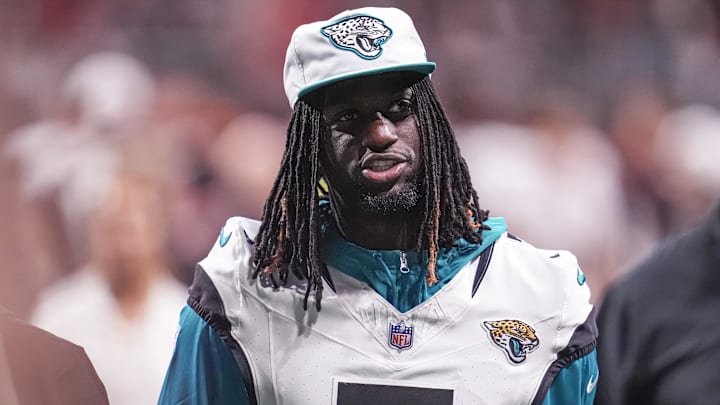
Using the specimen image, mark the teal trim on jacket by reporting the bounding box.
[158,306,249,405]
[322,217,507,312]
[543,350,599,405]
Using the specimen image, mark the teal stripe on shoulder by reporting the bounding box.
[541,349,598,405]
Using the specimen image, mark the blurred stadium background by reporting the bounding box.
[1,0,719,403]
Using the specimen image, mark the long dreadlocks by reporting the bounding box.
[252,76,489,311]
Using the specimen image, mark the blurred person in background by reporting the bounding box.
[603,0,720,251]
[596,201,720,404]
[654,0,720,107]
[595,101,720,404]
[0,121,39,317]
[31,165,186,405]
[147,71,250,285]
[0,304,109,405]
[651,104,720,232]
[606,85,673,268]
[3,51,155,312]
[0,58,40,316]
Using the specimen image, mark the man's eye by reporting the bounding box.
[336,112,358,122]
[388,99,412,114]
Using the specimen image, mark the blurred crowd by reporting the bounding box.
[1,0,719,404]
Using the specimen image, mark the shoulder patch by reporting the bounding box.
[483,319,540,364]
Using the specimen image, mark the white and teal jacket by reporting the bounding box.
[159,216,598,405]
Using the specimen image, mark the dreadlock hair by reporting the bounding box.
[252,75,489,311]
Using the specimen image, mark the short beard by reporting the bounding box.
[358,183,421,216]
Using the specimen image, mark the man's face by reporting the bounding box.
[320,73,423,215]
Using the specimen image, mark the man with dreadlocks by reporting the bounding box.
[159,7,598,405]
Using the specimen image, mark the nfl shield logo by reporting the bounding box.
[389,320,414,351]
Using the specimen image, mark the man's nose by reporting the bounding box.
[362,112,398,151]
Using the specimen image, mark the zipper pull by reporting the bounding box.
[400,250,410,273]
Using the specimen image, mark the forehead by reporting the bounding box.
[321,72,423,109]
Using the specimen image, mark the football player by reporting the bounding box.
[159,7,598,405]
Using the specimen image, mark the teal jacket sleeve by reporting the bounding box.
[158,306,250,405]
[541,349,598,405]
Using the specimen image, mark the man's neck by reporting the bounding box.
[330,202,422,250]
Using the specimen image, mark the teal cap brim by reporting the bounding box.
[296,62,436,100]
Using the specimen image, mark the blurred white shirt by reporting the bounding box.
[31,268,186,405]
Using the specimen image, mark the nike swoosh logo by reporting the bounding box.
[577,267,586,286]
[586,373,598,394]
[218,227,232,247]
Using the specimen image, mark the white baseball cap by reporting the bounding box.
[283,7,436,108]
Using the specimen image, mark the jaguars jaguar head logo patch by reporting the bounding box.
[483,319,540,364]
[321,15,393,59]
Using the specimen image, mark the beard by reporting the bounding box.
[357,181,421,216]
[322,162,424,217]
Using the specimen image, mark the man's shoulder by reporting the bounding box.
[495,231,584,276]
[200,216,260,263]
[187,217,263,325]
[195,216,260,290]
[491,232,593,320]
[218,216,262,243]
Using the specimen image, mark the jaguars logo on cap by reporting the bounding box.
[321,15,393,60]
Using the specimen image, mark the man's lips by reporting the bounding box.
[357,152,409,184]
[360,153,406,169]
[360,154,408,184]
[361,162,408,184]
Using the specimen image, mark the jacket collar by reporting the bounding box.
[321,217,507,312]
